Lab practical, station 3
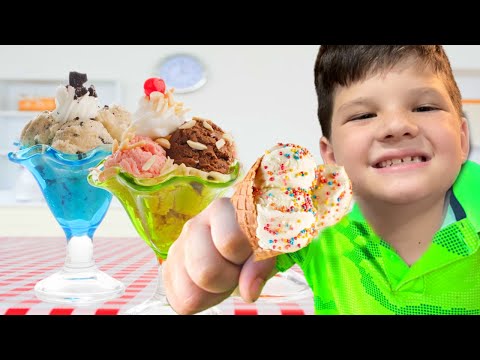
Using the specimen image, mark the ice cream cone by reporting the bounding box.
[231,156,283,261]
[231,146,353,262]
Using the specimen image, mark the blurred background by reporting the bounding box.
[1,45,480,206]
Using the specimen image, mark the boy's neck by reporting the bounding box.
[356,192,449,266]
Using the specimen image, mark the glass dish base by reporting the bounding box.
[124,295,222,315]
[34,266,125,306]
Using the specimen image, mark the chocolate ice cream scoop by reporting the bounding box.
[166,117,235,174]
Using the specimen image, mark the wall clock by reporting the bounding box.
[157,54,207,93]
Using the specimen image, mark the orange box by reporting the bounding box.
[18,97,56,111]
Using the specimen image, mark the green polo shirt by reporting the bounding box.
[275,160,480,315]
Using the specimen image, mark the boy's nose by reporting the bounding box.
[376,113,419,142]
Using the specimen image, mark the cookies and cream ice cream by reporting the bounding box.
[19,71,132,155]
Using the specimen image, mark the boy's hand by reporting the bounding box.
[163,197,276,315]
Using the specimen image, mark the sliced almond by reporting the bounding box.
[187,140,208,150]
[215,138,226,150]
[149,91,162,104]
[167,90,174,106]
[222,133,233,143]
[155,138,171,149]
[203,121,214,131]
[179,108,191,116]
[124,140,147,151]
[192,116,210,122]
[142,155,158,171]
[155,97,166,113]
[179,120,197,129]
[112,139,119,153]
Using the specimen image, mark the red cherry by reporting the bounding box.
[144,78,166,97]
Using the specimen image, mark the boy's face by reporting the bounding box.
[320,58,470,205]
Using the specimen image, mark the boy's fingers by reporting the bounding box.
[184,222,241,294]
[163,260,231,315]
[163,240,231,315]
[238,255,277,303]
[205,198,253,265]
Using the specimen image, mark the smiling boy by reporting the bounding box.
[164,46,480,315]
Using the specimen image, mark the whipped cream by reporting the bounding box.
[52,85,101,123]
[131,89,190,138]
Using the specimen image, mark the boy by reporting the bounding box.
[163,45,480,315]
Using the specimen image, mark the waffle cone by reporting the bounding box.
[231,156,282,261]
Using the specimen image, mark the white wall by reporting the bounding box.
[0,45,479,168]
[0,45,319,168]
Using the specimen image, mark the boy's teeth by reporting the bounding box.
[378,156,423,168]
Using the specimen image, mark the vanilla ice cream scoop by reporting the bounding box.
[255,143,317,189]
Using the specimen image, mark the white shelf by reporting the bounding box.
[0,110,40,117]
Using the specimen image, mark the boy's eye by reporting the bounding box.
[350,113,376,121]
[414,106,437,112]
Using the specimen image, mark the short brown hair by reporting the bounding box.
[314,45,462,139]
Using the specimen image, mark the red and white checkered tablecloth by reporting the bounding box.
[0,236,314,315]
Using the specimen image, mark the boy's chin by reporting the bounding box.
[365,184,436,206]
[376,189,436,206]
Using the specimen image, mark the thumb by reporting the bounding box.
[238,255,276,303]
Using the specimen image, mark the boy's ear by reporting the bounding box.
[320,136,337,164]
[460,117,471,163]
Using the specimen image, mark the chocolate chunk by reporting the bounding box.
[103,105,109,109]
[74,87,88,99]
[76,151,87,160]
[73,133,79,137]
[88,85,97,97]
[74,117,79,120]
[69,71,88,88]
[80,121,84,127]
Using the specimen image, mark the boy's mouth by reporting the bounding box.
[373,155,429,169]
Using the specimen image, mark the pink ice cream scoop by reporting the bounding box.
[104,135,167,178]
